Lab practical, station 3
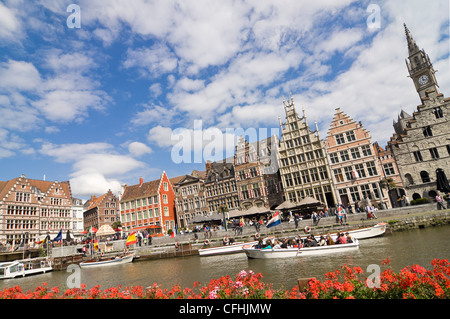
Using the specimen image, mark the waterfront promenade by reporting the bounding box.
[129,203,450,260]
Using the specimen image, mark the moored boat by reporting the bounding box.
[243,239,359,259]
[79,252,135,268]
[345,222,387,240]
[0,257,52,279]
[198,241,258,256]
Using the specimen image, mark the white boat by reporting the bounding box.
[198,241,258,256]
[303,222,387,241]
[344,222,387,240]
[0,258,53,279]
[243,239,359,259]
[79,252,135,268]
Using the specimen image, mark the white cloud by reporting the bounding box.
[128,141,152,157]
[123,44,178,77]
[39,142,149,197]
[0,60,41,92]
[0,2,23,42]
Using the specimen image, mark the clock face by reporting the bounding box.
[418,75,429,85]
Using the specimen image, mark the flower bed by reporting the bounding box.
[0,259,448,299]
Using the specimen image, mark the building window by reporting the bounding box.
[163,182,168,191]
[360,184,372,199]
[383,163,396,176]
[284,174,293,187]
[335,134,345,145]
[422,126,433,138]
[164,207,169,216]
[310,168,319,182]
[354,164,366,178]
[301,170,310,183]
[329,153,339,164]
[405,174,414,186]
[361,145,372,156]
[420,171,431,183]
[350,148,361,159]
[366,161,378,176]
[334,169,344,182]
[163,194,168,204]
[413,151,423,162]
[429,148,440,159]
[344,166,353,180]
[318,166,328,180]
[349,186,361,202]
[293,172,301,185]
[346,131,356,142]
[340,150,350,162]
[433,107,443,119]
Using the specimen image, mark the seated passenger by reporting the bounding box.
[262,239,273,249]
[345,232,353,243]
[318,235,327,246]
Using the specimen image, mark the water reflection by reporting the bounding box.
[1,225,449,292]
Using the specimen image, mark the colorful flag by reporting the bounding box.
[53,229,63,242]
[126,232,136,246]
[266,211,281,228]
[94,239,98,251]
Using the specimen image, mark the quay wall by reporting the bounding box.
[31,203,450,267]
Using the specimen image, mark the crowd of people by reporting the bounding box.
[251,231,354,250]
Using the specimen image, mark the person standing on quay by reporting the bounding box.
[436,193,446,210]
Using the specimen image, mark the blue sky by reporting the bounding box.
[0,0,449,199]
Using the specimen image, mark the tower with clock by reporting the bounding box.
[388,24,449,206]
[404,23,440,100]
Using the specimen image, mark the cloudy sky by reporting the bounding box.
[0,0,449,199]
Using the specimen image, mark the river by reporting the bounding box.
[1,225,450,292]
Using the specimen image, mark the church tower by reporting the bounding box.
[404,23,440,99]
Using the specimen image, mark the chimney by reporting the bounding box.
[139,177,144,187]
[205,160,212,172]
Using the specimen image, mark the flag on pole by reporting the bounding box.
[266,211,281,228]
[93,239,98,251]
[87,226,93,238]
[126,232,136,246]
[53,229,63,242]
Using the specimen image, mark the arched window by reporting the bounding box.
[405,174,414,186]
[420,171,431,183]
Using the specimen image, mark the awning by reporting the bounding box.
[191,212,224,224]
[227,206,271,218]
[275,200,299,210]
[298,196,324,207]
[131,225,161,231]
[96,225,116,236]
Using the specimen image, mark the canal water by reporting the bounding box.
[2,225,450,292]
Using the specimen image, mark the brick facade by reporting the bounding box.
[120,172,176,236]
[0,175,72,245]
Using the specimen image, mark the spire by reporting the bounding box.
[404,23,420,56]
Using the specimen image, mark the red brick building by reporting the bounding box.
[119,172,176,236]
[83,189,119,231]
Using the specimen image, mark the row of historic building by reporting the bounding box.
[0,24,448,244]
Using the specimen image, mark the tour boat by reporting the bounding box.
[243,239,359,259]
[198,241,258,256]
[79,252,135,268]
[303,222,387,241]
[342,222,387,240]
[0,258,53,279]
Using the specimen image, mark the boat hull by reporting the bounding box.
[243,240,359,259]
[346,223,387,240]
[198,241,258,256]
[80,253,135,268]
[0,258,53,279]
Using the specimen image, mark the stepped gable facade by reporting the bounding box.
[388,24,450,201]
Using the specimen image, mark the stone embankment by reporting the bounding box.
[132,203,450,260]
